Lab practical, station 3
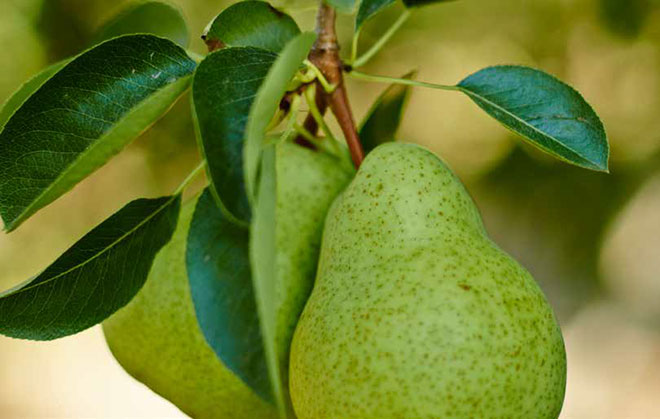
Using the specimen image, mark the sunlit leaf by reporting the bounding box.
[93,1,189,47]
[0,35,195,231]
[203,1,300,52]
[359,70,415,153]
[244,32,315,202]
[249,145,285,414]
[192,47,278,224]
[457,65,609,172]
[0,195,181,340]
[186,188,271,403]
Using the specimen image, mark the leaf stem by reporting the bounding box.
[348,70,460,92]
[304,60,336,93]
[352,10,411,68]
[281,94,303,142]
[294,123,339,156]
[174,161,206,195]
[350,28,360,65]
[304,85,336,142]
[293,123,318,143]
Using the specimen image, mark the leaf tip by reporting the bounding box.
[1,216,17,233]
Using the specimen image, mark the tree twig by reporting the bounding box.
[308,2,364,168]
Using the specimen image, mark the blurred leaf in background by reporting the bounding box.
[93,1,189,47]
[599,0,651,39]
[472,145,653,320]
[0,2,48,100]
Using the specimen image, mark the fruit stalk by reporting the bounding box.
[309,1,365,168]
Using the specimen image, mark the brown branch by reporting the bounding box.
[308,2,365,168]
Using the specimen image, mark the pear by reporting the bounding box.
[289,142,567,419]
[252,140,354,406]
[103,197,277,419]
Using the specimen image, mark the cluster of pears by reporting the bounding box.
[104,140,566,418]
[103,140,353,418]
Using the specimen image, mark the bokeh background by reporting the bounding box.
[1,0,659,417]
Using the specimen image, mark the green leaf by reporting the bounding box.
[359,70,415,153]
[457,65,609,172]
[327,0,358,13]
[244,32,315,202]
[192,47,278,224]
[0,195,181,340]
[356,0,396,30]
[186,188,271,403]
[93,1,189,47]
[599,0,650,39]
[402,0,457,7]
[0,35,196,231]
[0,59,70,130]
[202,1,300,52]
[249,145,285,415]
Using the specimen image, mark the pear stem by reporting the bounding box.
[309,1,365,168]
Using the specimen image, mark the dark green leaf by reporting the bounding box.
[0,195,181,340]
[359,70,415,153]
[186,188,271,403]
[192,47,278,224]
[249,145,285,414]
[599,0,650,39]
[203,1,300,53]
[457,65,609,172]
[356,0,395,30]
[0,35,196,231]
[94,1,189,47]
[244,32,316,201]
[0,59,70,130]
[402,0,456,7]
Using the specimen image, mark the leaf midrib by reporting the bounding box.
[458,86,603,168]
[5,76,192,231]
[2,195,178,298]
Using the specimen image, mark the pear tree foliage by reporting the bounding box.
[0,0,607,418]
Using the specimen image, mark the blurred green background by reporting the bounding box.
[1,0,659,417]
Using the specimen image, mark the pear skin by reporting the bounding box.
[253,141,354,404]
[290,142,567,419]
[103,198,276,419]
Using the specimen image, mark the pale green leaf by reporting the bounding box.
[244,32,316,202]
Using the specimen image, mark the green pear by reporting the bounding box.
[103,197,277,419]
[289,142,567,419]
[252,140,355,407]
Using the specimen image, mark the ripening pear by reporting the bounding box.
[103,198,277,419]
[251,140,354,406]
[290,142,567,419]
